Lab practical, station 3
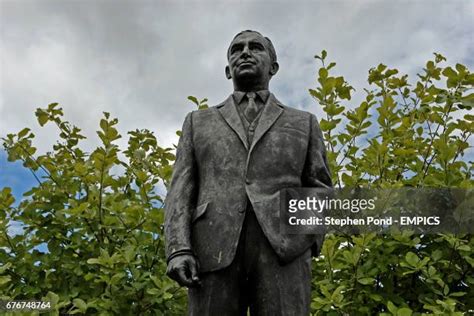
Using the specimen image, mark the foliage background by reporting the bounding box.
[0,53,473,315]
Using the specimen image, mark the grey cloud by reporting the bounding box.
[1,0,472,156]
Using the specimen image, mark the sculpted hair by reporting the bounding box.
[228,30,277,64]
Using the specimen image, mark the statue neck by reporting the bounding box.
[233,79,269,93]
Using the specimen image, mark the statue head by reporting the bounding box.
[225,30,279,92]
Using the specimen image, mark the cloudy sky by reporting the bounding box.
[1,0,473,197]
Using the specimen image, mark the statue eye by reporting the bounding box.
[250,43,264,51]
[230,45,242,55]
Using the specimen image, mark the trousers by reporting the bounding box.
[188,206,312,316]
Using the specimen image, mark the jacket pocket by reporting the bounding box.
[281,124,306,133]
[192,202,209,223]
[271,126,307,138]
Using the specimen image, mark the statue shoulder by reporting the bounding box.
[183,103,221,125]
[270,95,313,119]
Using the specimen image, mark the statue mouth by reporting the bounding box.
[238,60,256,66]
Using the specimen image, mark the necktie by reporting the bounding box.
[244,92,259,123]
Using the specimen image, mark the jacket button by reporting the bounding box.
[245,179,251,185]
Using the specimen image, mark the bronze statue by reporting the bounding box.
[165,30,332,315]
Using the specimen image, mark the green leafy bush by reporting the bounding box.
[0,53,472,315]
[310,51,473,315]
[1,106,186,315]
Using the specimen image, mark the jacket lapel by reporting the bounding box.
[218,96,249,151]
[249,94,284,154]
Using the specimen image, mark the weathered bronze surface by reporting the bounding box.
[165,30,332,315]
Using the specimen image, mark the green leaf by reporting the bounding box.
[43,291,59,306]
[434,52,446,63]
[319,119,337,132]
[416,126,423,136]
[87,258,101,265]
[18,128,30,138]
[397,307,413,316]
[387,301,397,314]
[146,288,160,295]
[187,95,199,105]
[0,275,11,285]
[73,298,88,313]
[321,50,327,60]
[405,252,419,267]
[442,67,457,79]
[358,277,374,285]
[0,262,12,274]
[319,67,328,79]
[35,109,49,126]
[457,244,470,251]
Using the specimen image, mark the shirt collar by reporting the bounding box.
[233,90,270,104]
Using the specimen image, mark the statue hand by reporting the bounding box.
[166,254,201,288]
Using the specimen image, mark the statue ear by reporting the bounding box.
[270,62,279,76]
[225,66,232,79]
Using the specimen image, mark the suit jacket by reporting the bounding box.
[164,93,332,273]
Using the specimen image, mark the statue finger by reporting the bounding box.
[188,260,201,285]
[177,267,194,287]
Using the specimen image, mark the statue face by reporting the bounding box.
[226,32,275,85]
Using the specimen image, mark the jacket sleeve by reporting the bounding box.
[302,113,333,188]
[164,112,198,259]
[302,113,333,257]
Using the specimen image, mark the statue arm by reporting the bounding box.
[302,113,333,257]
[164,112,198,261]
[302,113,333,188]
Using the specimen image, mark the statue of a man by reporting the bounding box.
[165,30,332,315]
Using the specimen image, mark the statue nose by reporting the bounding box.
[242,45,250,56]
